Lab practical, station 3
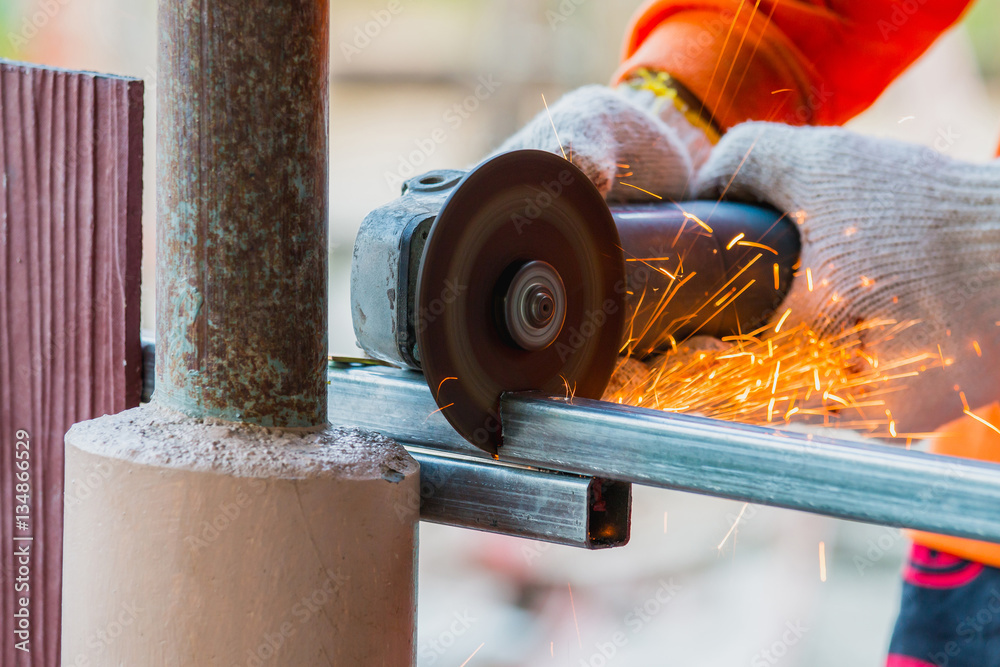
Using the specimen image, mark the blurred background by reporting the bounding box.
[4,0,999,664]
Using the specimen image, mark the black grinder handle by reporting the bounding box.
[611,200,800,358]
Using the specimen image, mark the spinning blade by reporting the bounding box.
[416,151,626,454]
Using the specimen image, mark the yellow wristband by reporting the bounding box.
[625,68,721,145]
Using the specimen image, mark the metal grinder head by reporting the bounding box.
[351,150,626,454]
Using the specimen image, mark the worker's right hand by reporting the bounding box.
[491,84,712,202]
[695,122,1000,435]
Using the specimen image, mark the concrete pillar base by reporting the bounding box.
[61,403,419,667]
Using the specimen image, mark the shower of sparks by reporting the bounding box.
[541,94,567,161]
[718,502,749,550]
[608,314,939,439]
[568,584,583,649]
[458,643,485,667]
[819,542,827,581]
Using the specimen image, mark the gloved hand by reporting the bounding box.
[492,84,713,201]
[695,122,1000,434]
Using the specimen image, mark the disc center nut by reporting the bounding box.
[504,261,567,351]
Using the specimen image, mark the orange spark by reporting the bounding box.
[806,268,814,292]
[426,403,454,420]
[436,376,457,398]
[774,308,791,333]
[974,341,983,357]
[541,94,566,161]
[683,210,714,233]
[568,584,582,649]
[620,182,663,199]
[718,502,749,550]
[964,410,1000,437]
[737,240,778,254]
[459,643,485,667]
[773,263,780,290]
[727,232,746,250]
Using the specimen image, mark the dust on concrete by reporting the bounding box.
[66,402,418,481]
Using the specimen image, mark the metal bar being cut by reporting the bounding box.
[327,362,1000,544]
[410,450,630,548]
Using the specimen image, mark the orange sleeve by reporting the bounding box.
[613,0,974,129]
[906,403,1000,568]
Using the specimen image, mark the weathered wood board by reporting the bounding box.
[0,60,143,666]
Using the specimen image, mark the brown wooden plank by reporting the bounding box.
[0,60,143,667]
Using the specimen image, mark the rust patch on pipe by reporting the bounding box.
[156,0,330,427]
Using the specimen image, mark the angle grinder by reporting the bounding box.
[351,150,800,453]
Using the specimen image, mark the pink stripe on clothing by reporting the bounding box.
[909,544,965,569]
[886,655,937,667]
[903,561,983,589]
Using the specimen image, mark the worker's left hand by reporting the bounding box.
[491,85,706,201]
[695,121,1000,434]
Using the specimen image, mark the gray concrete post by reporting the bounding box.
[61,1,420,664]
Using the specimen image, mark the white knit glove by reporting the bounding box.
[695,122,1000,434]
[492,84,711,201]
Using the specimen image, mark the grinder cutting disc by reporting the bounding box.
[416,150,626,454]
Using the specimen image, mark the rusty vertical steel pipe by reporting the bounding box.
[156,0,330,427]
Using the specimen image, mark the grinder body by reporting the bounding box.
[350,151,799,451]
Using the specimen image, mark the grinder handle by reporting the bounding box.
[610,200,800,357]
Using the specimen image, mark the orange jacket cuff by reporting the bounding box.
[612,9,815,129]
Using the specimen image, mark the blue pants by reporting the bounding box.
[887,544,1000,666]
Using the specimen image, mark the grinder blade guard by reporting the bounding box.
[351,150,800,453]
